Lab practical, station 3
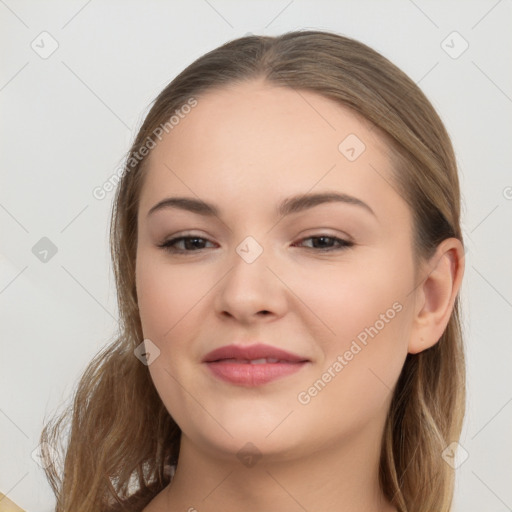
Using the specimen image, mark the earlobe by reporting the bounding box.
[408,237,465,354]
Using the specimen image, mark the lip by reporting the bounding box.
[203,343,307,363]
[203,343,310,387]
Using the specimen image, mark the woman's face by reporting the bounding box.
[135,80,419,462]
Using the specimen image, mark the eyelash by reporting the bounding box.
[158,234,354,254]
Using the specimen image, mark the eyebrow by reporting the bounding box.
[147,191,376,219]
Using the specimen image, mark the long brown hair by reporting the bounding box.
[41,30,465,511]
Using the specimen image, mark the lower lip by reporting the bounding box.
[205,361,308,386]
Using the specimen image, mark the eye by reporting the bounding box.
[158,236,216,253]
[293,235,354,252]
[157,234,354,255]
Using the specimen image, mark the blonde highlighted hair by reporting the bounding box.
[41,30,465,511]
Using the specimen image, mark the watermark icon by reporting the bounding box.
[32,237,58,263]
[31,441,59,469]
[441,441,469,469]
[31,31,59,59]
[92,97,198,200]
[503,186,512,200]
[236,236,263,264]
[338,134,366,161]
[297,301,403,405]
[134,338,161,365]
[441,31,469,59]
[236,441,262,468]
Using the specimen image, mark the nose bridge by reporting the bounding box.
[215,234,284,319]
[235,235,266,266]
[229,234,272,295]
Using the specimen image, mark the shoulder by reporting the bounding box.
[0,493,26,512]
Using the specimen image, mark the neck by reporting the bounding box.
[160,420,396,512]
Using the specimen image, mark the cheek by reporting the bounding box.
[135,252,206,340]
[287,251,412,350]
[289,255,412,413]
[135,253,206,427]
[295,305,410,439]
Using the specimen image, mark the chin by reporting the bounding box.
[184,413,306,461]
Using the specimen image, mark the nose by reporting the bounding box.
[214,241,288,325]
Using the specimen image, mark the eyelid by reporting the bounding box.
[158,233,217,250]
[293,234,354,250]
[294,227,354,244]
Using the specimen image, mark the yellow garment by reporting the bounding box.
[0,493,25,512]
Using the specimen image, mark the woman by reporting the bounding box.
[41,30,466,512]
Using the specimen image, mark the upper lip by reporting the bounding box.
[202,343,309,363]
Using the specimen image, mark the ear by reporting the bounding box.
[408,237,465,354]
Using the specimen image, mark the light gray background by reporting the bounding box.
[1,1,511,510]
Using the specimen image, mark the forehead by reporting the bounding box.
[148,79,384,163]
[138,80,409,227]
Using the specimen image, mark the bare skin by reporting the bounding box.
[136,79,464,512]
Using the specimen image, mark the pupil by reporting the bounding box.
[187,238,204,249]
[315,237,331,247]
